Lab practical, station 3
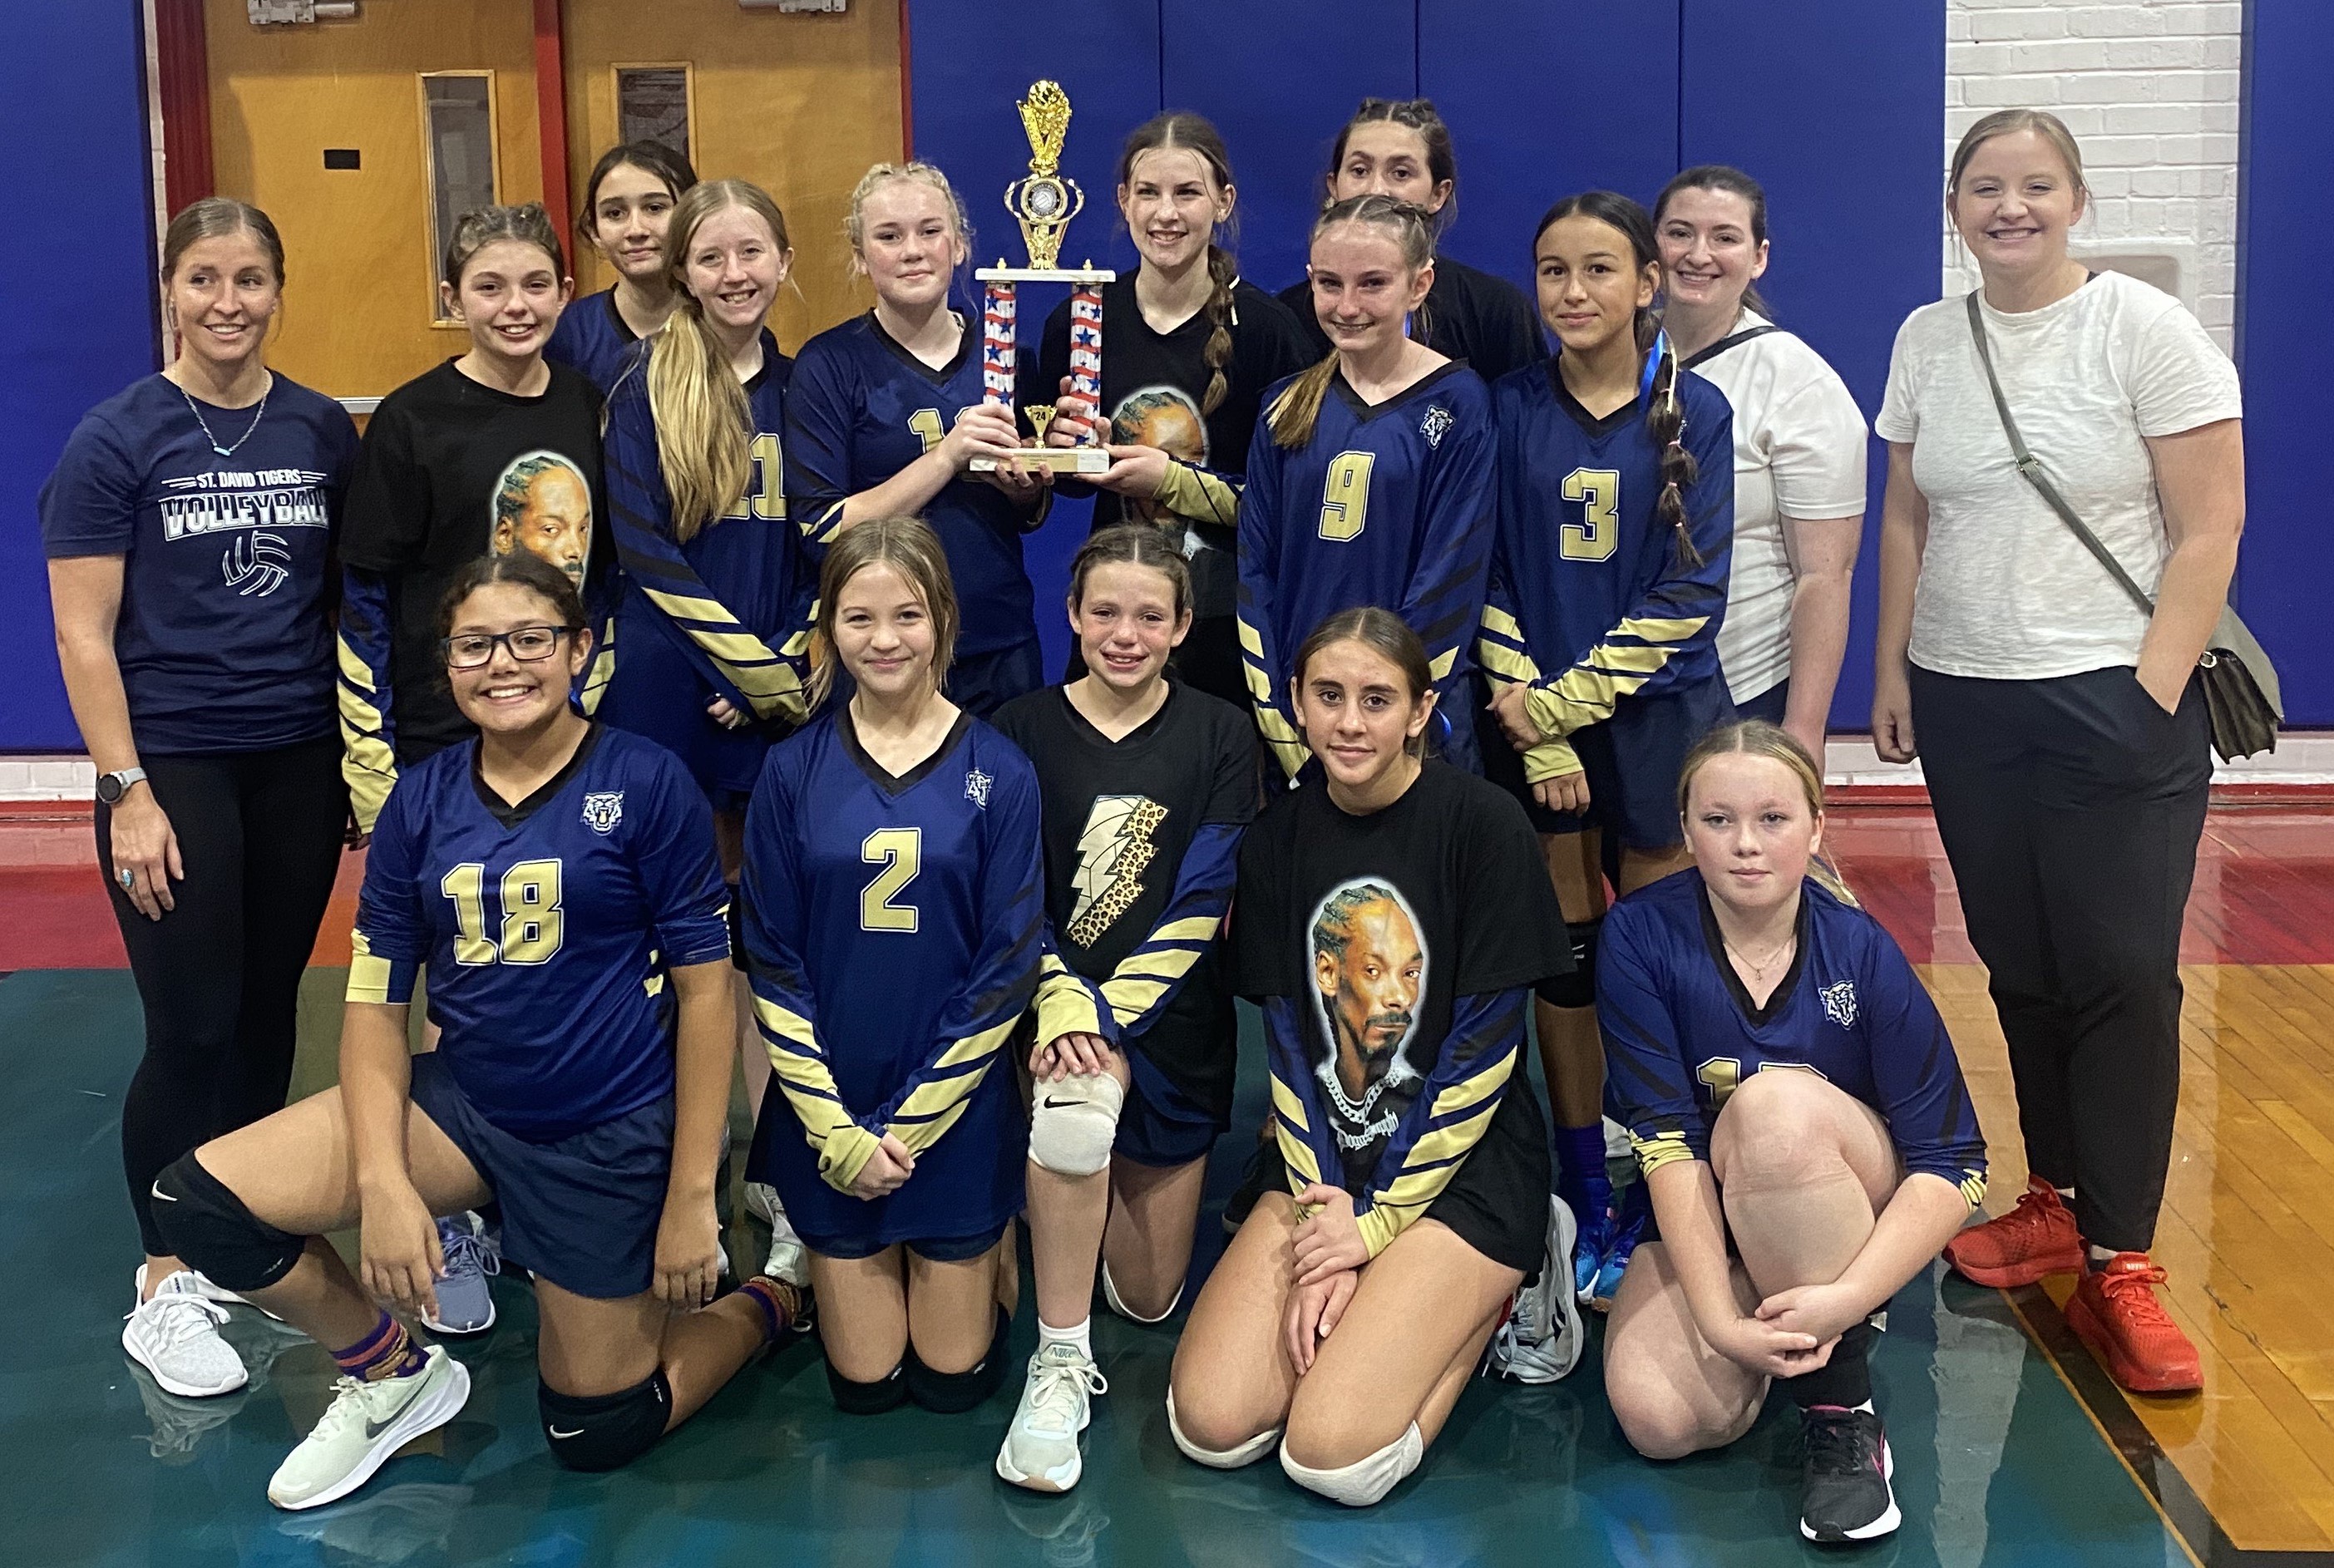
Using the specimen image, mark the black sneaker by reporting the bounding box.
[1799,1405,1898,1543]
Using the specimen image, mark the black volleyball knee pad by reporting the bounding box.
[1536,919,1604,1010]
[540,1371,673,1472]
[904,1306,1009,1414]
[151,1153,305,1294]
[827,1358,910,1415]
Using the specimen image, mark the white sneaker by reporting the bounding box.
[268,1344,470,1511]
[124,1267,249,1398]
[1486,1196,1586,1383]
[744,1181,810,1288]
[994,1342,1108,1492]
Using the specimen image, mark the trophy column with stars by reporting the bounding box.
[970,80,1114,476]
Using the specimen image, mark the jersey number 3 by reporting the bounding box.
[1560,467,1621,562]
[1317,451,1374,542]
[442,859,565,966]
[860,827,921,933]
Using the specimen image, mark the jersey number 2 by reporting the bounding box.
[1317,451,1374,542]
[442,859,565,966]
[1560,467,1621,562]
[860,828,921,933]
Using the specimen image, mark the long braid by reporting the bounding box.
[1643,328,1702,567]
[1199,242,1236,417]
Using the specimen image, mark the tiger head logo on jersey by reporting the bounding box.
[965,767,993,809]
[1310,880,1427,1153]
[491,451,593,588]
[1821,980,1858,1029]
[1066,795,1167,949]
[1419,404,1453,450]
[580,791,624,835]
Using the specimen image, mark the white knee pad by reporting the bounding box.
[1029,1070,1124,1177]
[1101,1260,1182,1324]
[1166,1388,1280,1469]
[1280,1422,1424,1507]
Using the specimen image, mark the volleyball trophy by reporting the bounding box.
[970,80,1114,475]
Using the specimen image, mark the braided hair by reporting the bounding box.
[1533,190,1701,568]
[1118,112,1241,417]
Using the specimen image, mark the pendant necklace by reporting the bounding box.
[180,376,270,459]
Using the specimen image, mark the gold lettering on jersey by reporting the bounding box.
[860,827,922,933]
[908,407,946,456]
[440,858,565,966]
[1559,466,1621,562]
[1067,796,1167,949]
[1318,451,1374,543]
[723,431,786,521]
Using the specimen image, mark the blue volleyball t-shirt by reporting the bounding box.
[39,372,359,754]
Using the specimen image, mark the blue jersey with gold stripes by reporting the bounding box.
[739,707,1044,1249]
[598,333,814,806]
[1231,761,1569,1256]
[1236,362,1496,780]
[348,724,731,1140]
[1600,869,1988,1206]
[783,312,1041,659]
[1475,357,1734,780]
[545,288,644,396]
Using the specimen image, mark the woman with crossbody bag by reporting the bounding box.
[1869,110,2245,1393]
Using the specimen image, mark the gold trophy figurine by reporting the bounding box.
[973,79,1115,476]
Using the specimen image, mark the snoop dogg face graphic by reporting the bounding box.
[491,451,592,587]
[1309,880,1427,1156]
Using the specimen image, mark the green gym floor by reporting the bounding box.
[8,966,2199,1568]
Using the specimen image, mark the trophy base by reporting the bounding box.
[971,446,1111,475]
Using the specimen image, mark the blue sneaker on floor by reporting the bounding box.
[421,1212,498,1335]
[1589,1206,1647,1310]
[1571,1200,1609,1304]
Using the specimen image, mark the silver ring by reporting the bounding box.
[118,868,135,890]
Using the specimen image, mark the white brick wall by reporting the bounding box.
[1946,0,2241,349]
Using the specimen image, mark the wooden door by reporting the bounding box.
[204,0,542,401]
[560,0,905,353]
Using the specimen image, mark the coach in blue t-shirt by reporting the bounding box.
[40,199,358,1403]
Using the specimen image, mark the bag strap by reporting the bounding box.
[1963,291,2156,619]
[1680,323,1783,371]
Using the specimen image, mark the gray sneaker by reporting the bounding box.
[1485,1196,1585,1383]
[123,1266,248,1398]
[419,1213,497,1335]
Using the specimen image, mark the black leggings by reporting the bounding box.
[1910,663,2210,1254]
[98,734,348,1257]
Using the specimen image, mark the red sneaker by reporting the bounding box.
[2065,1253,2202,1393]
[1943,1175,2084,1287]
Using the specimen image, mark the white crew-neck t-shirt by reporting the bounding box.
[1686,310,1869,704]
[1875,271,2241,681]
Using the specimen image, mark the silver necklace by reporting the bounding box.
[180,377,269,458]
[1723,935,1794,982]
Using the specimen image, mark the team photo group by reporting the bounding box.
[41,83,2244,1549]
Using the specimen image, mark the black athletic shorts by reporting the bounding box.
[1256,1074,1548,1275]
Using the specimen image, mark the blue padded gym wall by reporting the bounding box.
[3,7,157,752]
[906,0,1946,723]
[2235,0,2324,723]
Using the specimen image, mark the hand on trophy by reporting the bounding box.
[946,402,1051,501]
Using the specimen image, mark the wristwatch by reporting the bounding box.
[95,767,148,805]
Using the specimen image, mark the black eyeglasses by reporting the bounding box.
[441,625,578,669]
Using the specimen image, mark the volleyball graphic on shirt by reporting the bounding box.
[1308,878,1429,1161]
[490,451,594,589]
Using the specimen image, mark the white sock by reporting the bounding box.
[2087,1243,2118,1266]
[1039,1315,1092,1360]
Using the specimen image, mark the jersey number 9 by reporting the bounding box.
[1559,467,1621,562]
[441,858,565,966]
[1317,451,1375,543]
[860,827,922,933]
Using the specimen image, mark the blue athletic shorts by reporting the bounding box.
[407,1052,672,1300]
[944,638,1045,720]
[1732,678,1788,727]
[1475,676,1734,849]
[798,1220,1009,1264]
[1113,1049,1221,1170]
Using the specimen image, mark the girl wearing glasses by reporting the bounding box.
[151,550,802,1512]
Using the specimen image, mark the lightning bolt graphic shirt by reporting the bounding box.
[41,373,358,753]
[993,680,1259,1122]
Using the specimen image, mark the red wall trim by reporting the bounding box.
[153,0,215,216]
[897,0,914,160]
[532,0,571,246]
